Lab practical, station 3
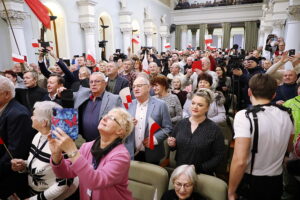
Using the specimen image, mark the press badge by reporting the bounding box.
[87,189,92,197]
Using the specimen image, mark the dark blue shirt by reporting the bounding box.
[82,94,103,141]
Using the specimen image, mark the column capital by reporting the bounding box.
[77,0,97,6]
[0,9,26,27]
[180,25,188,31]
[288,5,300,21]
[272,19,285,28]
[260,25,272,33]
[120,27,132,34]
[80,22,96,33]
[160,33,169,38]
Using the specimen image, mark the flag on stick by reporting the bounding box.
[142,52,149,74]
[86,50,96,64]
[12,54,26,63]
[164,43,171,49]
[148,117,161,150]
[119,87,132,110]
[25,0,51,29]
[0,137,13,159]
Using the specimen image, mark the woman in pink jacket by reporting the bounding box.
[49,108,134,200]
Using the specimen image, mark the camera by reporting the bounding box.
[289,49,295,56]
[40,41,50,53]
[141,46,151,55]
[113,49,127,62]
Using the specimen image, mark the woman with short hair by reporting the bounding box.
[11,101,78,199]
[49,107,134,200]
[161,165,206,200]
[151,75,183,125]
[168,90,225,175]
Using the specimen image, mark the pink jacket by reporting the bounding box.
[51,142,132,200]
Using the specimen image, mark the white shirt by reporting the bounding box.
[234,106,294,176]
[135,99,149,151]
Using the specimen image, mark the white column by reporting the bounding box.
[257,26,265,47]
[159,25,169,52]
[272,20,285,37]
[145,32,153,47]
[191,28,197,48]
[80,22,96,57]
[285,4,300,53]
[181,25,188,50]
[119,9,132,53]
[0,2,27,57]
[77,0,97,57]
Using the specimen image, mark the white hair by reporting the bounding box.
[33,101,62,129]
[170,165,197,186]
[109,107,134,141]
[91,72,107,82]
[0,75,15,98]
[135,74,150,85]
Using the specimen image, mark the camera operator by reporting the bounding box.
[265,34,285,59]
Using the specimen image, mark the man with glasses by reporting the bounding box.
[69,72,122,141]
[125,76,172,164]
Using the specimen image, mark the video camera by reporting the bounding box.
[141,46,152,55]
[113,49,127,62]
[39,41,51,53]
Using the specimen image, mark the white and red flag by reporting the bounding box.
[148,117,161,150]
[24,0,51,29]
[205,35,213,45]
[86,50,96,64]
[12,54,26,63]
[32,39,40,48]
[142,52,149,74]
[119,87,132,110]
[132,35,140,44]
[164,43,171,49]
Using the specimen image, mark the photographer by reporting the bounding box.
[265,34,285,59]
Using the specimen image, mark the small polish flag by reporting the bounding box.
[0,137,4,145]
[86,50,96,64]
[164,43,171,49]
[12,54,26,63]
[142,52,149,74]
[132,35,140,44]
[119,87,132,110]
[32,39,40,48]
[187,43,192,49]
[148,117,161,150]
[207,46,217,50]
[205,35,213,45]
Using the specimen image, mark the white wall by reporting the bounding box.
[0,18,12,70]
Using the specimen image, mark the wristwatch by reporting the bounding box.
[67,150,78,158]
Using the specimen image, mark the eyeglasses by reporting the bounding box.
[89,80,104,84]
[174,182,193,190]
[106,115,121,127]
[132,84,148,89]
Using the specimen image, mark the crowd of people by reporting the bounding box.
[0,35,300,200]
[174,0,263,10]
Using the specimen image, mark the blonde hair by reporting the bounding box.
[109,108,134,141]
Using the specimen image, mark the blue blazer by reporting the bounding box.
[125,96,173,163]
[0,99,35,198]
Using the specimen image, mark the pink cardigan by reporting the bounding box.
[51,141,132,200]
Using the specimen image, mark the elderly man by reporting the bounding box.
[0,76,35,199]
[125,76,172,164]
[71,72,122,141]
[274,70,298,105]
[15,71,47,113]
[106,61,129,94]
[167,62,186,84]
[185,57,219,90]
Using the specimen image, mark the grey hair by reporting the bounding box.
[25,71,38,81]
[149,62,158,67]
[135,74,150,85]
[91,72,107,82]
[172,62,180,68]
[171,165,197,186]
[79,66,91,75]
[109,107,134,142]
[201,57,210,64]
[33,101,62,129]
[0,75,15,98]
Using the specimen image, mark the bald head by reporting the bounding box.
[283,70,297,84]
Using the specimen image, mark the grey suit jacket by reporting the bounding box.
[125,96,173,163]
[74,87,122,119]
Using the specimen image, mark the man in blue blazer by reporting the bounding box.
[71,72,122,141]
[106,61,129,94]
[0,76,35,199]
[125,76,172,164]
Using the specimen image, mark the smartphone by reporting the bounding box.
[289,49,295,56]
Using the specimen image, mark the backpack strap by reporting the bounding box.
[245,105,265,175]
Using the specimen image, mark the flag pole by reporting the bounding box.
[3,143,13,159]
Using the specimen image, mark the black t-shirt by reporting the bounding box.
[161,189,206,200]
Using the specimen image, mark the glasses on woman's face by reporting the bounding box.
[174,182,193,190]
[105,115,121,127]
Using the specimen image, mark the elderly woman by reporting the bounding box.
[168,90,225,175]
[171,77,188,108]
[151,75,182,125]
[49,107,134,200]
[11,101,78,199]
[183,73,226,124]
[162,165,206,200]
